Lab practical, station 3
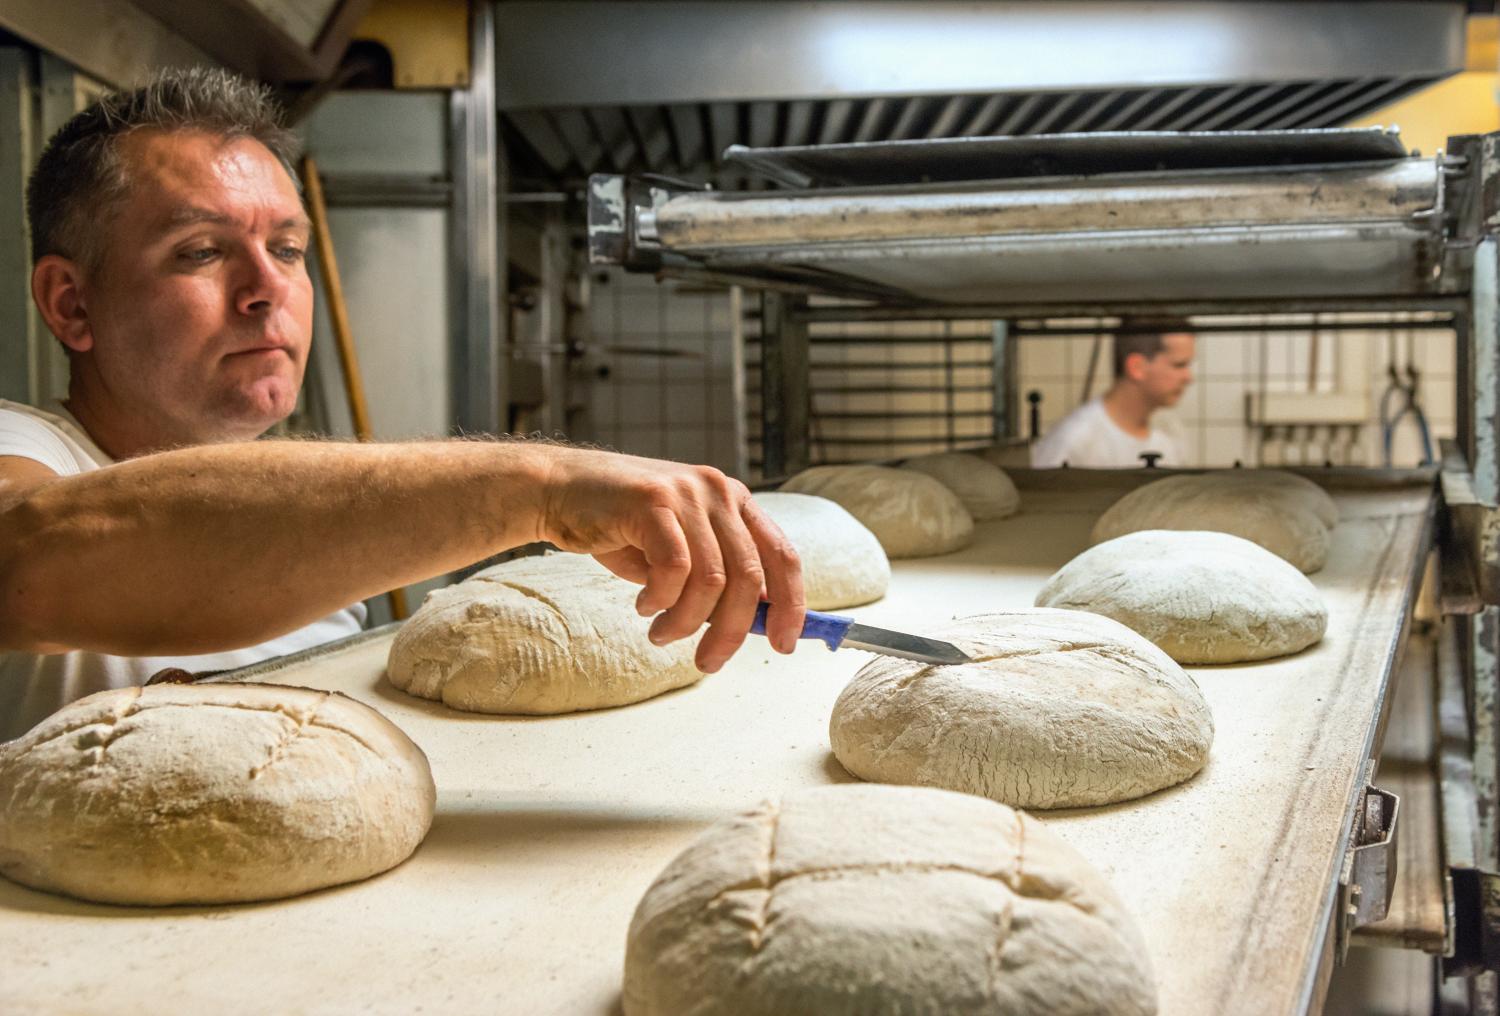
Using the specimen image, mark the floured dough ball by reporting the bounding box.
[1091,472,1330,573]
[902,451,1021,521]
[388,553,701,714]
[0,683,435,906]
[829,609,1212,809]
[781,464,974,558]
[753,492,889,609]
[624,784,1157,1016]
[1232,469,1338,528]
[1036,530,1327,664]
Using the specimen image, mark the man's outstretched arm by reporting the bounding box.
[0,440,804,673]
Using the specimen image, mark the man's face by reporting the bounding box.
[1136,332,1195,408]
[79,130,313,444]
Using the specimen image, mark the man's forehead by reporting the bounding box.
[112,132,306,234]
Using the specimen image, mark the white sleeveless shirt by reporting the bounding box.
[0,400,366,741]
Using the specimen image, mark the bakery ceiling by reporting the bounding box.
[492,0,1468,189]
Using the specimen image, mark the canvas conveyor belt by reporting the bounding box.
[0,468,1438,1015]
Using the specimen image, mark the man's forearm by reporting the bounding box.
[0,439,554,655]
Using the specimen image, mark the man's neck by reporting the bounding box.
[1100,382,1156,439]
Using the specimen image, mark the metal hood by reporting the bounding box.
[495,0,1467,189]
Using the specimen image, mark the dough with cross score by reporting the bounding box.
[0,683,435,906]
[1090,471,1331,573]
[387,552,702,714]
[753,492,890,609]
[902,451,1021,521]
[829,609,1213,809]
[623,784,1157,1016]
[780,464,974,558]
[1035,530,1328,664]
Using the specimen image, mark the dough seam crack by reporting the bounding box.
[248,693,330,779]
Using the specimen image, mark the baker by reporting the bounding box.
[0,68,805,742]
[1030,319,1195,468]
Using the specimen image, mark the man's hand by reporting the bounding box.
[535,448,805,673]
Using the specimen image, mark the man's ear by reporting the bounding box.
[1122,350,1150,382]
[31,254,93,354]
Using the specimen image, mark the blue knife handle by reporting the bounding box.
[752,602,854,651]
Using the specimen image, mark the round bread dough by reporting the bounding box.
[1035,530,1328,664]
[902,451,1020,521]
[829,609,1213,809]
[0,683,435,906]
[780,464,974,558]
[1229,469,1338,528]
[387,552,702,714]
[1090,472,1330,573]
[624,784,1157,1016]
[753,492,890,610]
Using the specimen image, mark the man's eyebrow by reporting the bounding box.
[157,207,312,233]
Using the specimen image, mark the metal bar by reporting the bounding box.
[994,320,1015,440]
[925,95,970,139]
[1287,75,1418,130]
[1261,77,1369,130]
[759,292,810,478]
[958,94,1007,136]
[888,96,930,140]
[1130,85,1207,130]
[1024,92,1083,135]
[1095,87,1163,132]
[1237,80,1328,131]
[1187,83,1285,132]
[1055,88,1122,134]
[994,93,1042,134]
[1471,236,1500,871]
[728,286,749,480]
[797,296,1470,322]
[0,48,32,406]
[449,3,504,435]
[852,98,890,143]
[316,174,454,207]
[1011,319,1458,337]
[817,98,855,145]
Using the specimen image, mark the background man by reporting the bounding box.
[0,69,805,742]
[1030,319,1195,468]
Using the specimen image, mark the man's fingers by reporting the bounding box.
[693,505,769,672]
[648,506,728,653]
[634,505,692,617]
[742,501,805,654]
[593,547,650,585]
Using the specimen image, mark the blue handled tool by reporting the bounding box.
[751,603,972,665]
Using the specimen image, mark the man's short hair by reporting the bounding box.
[1111,316,1193,378]
[25,66,299,273]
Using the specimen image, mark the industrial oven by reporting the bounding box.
[584,128,1500,1011]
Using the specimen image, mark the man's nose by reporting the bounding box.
[234,248,290,316]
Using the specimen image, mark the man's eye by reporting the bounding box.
[180,247,219,264]
[275,246,306,263]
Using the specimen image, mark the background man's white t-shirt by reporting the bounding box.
[0,399,366,741]
[1030,397,1185,468]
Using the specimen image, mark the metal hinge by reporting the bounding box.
[1336,773,1400,963]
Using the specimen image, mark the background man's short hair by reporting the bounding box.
[25,66,299,273]
[1111,316,1194,378]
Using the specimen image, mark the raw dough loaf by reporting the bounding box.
[829,609,1213,809]
[0,683,435,906]
[780,464,974,558]
[753,492,890,609]
[387,552,702,714]
[623,783,1157,1016]
[1090,472,1331,573]
[1035,530,1328,664]
[902,451,1021,521]
[1234,469,1338,528]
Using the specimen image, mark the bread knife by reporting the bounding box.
[751,602,972,665]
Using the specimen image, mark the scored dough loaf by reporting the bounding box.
[753,492,890,609]
[0,683,435,906]
[902,451,1021,521]
[829,609,1213,809]
[1090,471,1331,573]
[387,552,702,714]
[780,464,974,558]
[623,783,1158,1016]
[1036,530,1328,664]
